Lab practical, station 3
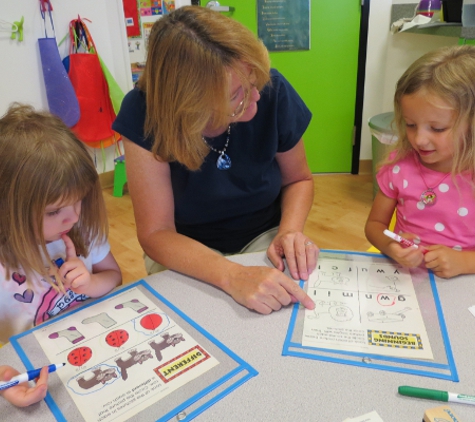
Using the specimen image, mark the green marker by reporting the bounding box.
[399,386,475,406]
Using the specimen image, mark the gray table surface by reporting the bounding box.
[1,251,475,421]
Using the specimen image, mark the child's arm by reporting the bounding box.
[424,247,475,278]
[365,191,425,268]
[58,234,122,297]
[0,365,48,407]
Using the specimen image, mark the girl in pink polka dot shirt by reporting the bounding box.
[365,45,475,279]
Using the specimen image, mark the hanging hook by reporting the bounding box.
[39,0,55,38]
[10,16,24,42]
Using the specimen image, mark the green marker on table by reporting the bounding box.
[399,386,475,406]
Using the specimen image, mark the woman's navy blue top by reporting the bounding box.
[113,69,312,253]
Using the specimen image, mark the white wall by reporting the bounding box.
[361,0,458,160]
[0,0,133,173]
[1,1,458,167]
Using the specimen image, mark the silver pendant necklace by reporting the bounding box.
[202,125,231,170]
[417,160,450,206]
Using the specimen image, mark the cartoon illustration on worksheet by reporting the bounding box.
[82,312,117,328]
[310,271,350,289]
[306,286,362,328]
[115,298,148,313]
[366,275,401,292]
[302,258,433,360]
[115,348,154,380]
[105,329,130,348]
[308,300,354,322]
[33,288,220,422]
[149,332,185,361]
[135,312,170,334]
[67,346,93,367]
[76,366,118,390]
[367,307,411,323]
[49,326,85,344]
[365,272,400,292]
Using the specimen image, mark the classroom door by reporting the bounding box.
[225,0,362,173]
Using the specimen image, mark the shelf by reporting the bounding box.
[391,3,469,38]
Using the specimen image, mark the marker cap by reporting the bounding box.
[398,386,449,402]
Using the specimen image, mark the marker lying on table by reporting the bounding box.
[0,363,65,391]
[399,385,475,406]
[383,229,427,253]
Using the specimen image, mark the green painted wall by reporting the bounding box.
[228,1,361,172]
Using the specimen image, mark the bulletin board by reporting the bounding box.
[257,0,310,51]
[123,0,170,83]
[283,251,458,381]
[10,280,257,422]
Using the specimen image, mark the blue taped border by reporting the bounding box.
[285,340,450,368]
[428,271,458,381]
[282,250,458,381]
[10,280,258,421]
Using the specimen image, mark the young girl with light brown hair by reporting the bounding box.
[0,103,121,407]
[366,45,475,278]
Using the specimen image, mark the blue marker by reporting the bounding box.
[0,363,65,391]
[54,257,64,268]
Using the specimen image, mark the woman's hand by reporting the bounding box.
[0,365,48,407]
[267,230,318,281]
[223,263,315,314]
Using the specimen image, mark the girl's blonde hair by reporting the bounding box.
[139,6,271,170]
[388,45,475,179]
[0,103,108,284]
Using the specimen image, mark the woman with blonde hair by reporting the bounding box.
[113,6,316,314]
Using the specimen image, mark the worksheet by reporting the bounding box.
[302,258,433,360]
[33,287,219,422]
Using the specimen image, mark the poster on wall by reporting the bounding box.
[124,0,166,83]
[123,0,186,84]
[257,0,310,52]
[140,0,163,16]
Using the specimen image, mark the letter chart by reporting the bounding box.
[303,259,433,360]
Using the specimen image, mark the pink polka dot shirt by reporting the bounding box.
[377,152,475,251]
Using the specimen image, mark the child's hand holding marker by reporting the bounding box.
[382,229,428,269]
[383,230,428,254]
[383,230,473,278]
[0,365,48,407]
